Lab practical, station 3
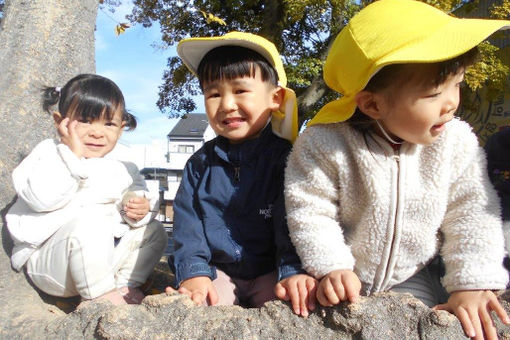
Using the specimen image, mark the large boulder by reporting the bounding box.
[1,214,510,339]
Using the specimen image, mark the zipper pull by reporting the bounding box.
[234,167,240,182]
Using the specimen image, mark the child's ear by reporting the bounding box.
[270,87,286,111]
[355,91,385,120]
[52,112,63,127]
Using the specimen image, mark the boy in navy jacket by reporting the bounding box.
[167,32,316,317]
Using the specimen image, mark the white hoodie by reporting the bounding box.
[6,139,159,271]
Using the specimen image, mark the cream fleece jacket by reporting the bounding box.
[284,118,508,294]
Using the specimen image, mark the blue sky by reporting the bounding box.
[95,3,204,145]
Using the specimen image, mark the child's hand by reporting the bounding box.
[58,117,84,158]
[177,276,218,306]
[433,290,510,340]
[124,196,150,221]
[275,274,318,317]
[317,269,361,306]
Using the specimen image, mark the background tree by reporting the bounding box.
[128,0,510,128]
[0,0,101,209]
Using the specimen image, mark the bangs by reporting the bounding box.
[60,75,126,122]
[66,93,123,122]
[199,61,268,87]
[197,46,278,89]
[366,47,479,92]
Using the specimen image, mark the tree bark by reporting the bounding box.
[0,0,98,208]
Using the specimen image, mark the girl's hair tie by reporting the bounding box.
[55,87,61,93]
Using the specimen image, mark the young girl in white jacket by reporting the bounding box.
[284,1,510,339]
[7,74,167,305]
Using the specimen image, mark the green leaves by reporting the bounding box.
[127,0,510,128]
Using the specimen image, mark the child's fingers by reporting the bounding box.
[128,197,148,205]
[207,286,219,306]
[165,286,177,294]
[331,278,346,302]
[323,279,341,305]
[343,275,360,303]
[432,303,452,312]
[125,201,146,210]
[306,279,317,311]
[125,208,146,216]
[125,210,144,221]
[67,120,80,144]
[286,281,301,316]
[480,307,497,340]
[488,297,510,325]
[316,284,332,307]
[68,119,79,134]
[178,286,192,297]
[469,310,484,340]
[456,307,476,339]
[190,290,206,305]
[274,282,289,300]
[297,279,309,317]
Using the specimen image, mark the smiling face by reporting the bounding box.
[74,110,125,158]
[375,69,464,145]
[203,67,283,143]
[54,108,125,158]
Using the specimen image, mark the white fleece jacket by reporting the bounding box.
[7,139,159,271]
[284,118,508,294]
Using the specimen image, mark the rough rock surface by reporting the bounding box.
[1,210,510,339]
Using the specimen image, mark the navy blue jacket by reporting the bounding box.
[169,125,304,287]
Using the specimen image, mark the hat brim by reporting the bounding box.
[177,35,283,83]
[377,19,510,73]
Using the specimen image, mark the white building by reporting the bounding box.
[163,114,215,222]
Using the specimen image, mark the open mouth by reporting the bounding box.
[222,117,246,126]
[431,122,447,133]
[432,118,452,132]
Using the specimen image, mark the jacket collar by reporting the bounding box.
[214,123,273,165]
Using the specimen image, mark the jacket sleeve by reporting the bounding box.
[119,161,159,228]
[440,123,508,292]
[273,190,306,281]
[284,127,355,279]
[169,158,214,287]
[12,139,87,212]
[273,147,306,280]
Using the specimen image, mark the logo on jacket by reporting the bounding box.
[259,204,273,219]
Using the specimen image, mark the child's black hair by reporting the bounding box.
[349,47,479,133]
[197,46,279,90]
[42,74,137,130]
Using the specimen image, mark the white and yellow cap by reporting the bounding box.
[177,31,298,143]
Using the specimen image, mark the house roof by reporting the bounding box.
[168,113,209,139]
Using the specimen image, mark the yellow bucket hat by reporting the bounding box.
[308,0,510,126]
[177,31,298,142]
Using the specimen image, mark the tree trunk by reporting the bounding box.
[0,0,98,209]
